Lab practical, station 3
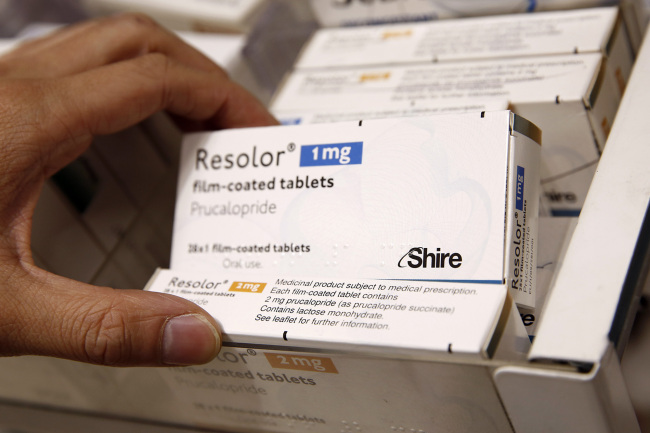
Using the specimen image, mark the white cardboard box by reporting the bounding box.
[275,98,511,126]
[308,0,618,28]
[81,0,268,32]
[296,6,633,100]
[170,111,541,307]
[146,269,526,361]
[271,53,620,216]
[296,6,632,94]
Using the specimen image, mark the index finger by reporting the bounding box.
[1,13,226,79]
[28,52,276,177]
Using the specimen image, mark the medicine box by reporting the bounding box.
[147,269,528,361]
[296,6,632,96]
[308,0,618,28]
[275,98,511,126]
[169,110,541,308]
[0,337,529,433]
[271,53,620,216]
[138,110,541,433]
[81,0,267,32]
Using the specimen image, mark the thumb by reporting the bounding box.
[2,266,221,366]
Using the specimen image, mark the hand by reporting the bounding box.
[0,13,278,367]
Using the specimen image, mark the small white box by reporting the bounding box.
[308,0,618,28]
[147,269,524,360]
[170,111,540,308]
[275,98,511,126]
[81,0,268,33]
[271,53,620,216]
[296,6,632,92]
[296,6,633,100]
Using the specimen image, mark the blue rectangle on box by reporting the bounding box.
[300,142,363,167]
[516,165,525,211]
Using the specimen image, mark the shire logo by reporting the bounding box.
[398,247,463,269]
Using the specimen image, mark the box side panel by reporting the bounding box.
[156,350,514,432]
[81,0,265,32]
[503,115,541,308]
[146,269,507,360]
[0,352,514,433]
[297,7,619,70]
[308,0,617,27]
[270,54,602,115]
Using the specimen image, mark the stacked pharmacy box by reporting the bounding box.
[270,6,634,337]
[81,0,269,33]
[0,1,649,433]
[272,6,633,218]
[308,0,620,27]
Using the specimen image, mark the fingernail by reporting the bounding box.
[162,314,220,366]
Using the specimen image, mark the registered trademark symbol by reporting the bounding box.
[287,142,296,152]
[247,349,257,356]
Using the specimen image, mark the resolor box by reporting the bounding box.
[169,111,541,308]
